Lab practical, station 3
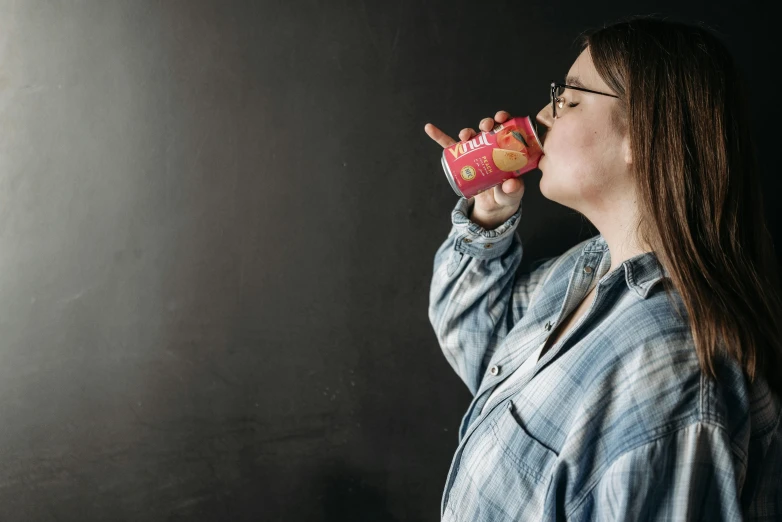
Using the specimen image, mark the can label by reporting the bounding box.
[441,116,544,198]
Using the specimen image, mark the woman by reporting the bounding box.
[424,15,781,521]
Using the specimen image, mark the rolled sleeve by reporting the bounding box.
[450,197,523,260]
[428,197,528,394]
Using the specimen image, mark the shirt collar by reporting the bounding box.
[584,235,670,299]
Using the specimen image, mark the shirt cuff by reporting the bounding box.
[450,197,522,260]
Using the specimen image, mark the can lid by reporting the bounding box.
[441,154,464,198]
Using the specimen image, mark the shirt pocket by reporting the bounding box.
[489,400,558,483]
[444,399,558,519]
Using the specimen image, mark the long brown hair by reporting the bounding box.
[581,15,782,396]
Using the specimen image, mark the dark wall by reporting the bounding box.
[0,1,778,520]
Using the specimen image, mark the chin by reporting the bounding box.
[538,175,554,200]
[538,175,564,205]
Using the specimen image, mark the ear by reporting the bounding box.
[621,131,633,166]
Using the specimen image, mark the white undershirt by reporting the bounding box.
[483,339,546,410]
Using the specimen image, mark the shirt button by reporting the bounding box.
[544,321,552,331]
[484,243,493,249]
[489,365,500,376]
[584,266,593,274]
[464,238,472,243]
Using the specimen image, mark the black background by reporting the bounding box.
[0,1,778,520]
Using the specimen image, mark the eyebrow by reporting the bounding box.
[565,75,587,88]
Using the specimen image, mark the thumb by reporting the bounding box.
[502,177,524,196]
[493,178,525,207]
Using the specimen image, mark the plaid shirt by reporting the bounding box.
[428,196,781,521]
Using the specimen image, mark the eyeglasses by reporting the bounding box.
[550,81,620,119]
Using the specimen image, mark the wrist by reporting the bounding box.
[469,207,507,231]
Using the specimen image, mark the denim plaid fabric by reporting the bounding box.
[428,196,782,521]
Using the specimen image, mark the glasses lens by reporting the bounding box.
[551,84,561,118]
[552,85,567,118]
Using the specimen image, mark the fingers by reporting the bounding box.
[479,110,512,132]
[424,123,457,149]
[495,110,511,122]
[458,127,477,141]
[425,111,512,149]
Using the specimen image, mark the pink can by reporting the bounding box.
[441,116,544,199]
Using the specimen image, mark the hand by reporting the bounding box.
[425,110,525,230]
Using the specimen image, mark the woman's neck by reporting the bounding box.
[584,196,653,274]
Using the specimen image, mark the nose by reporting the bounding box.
[536,103,553,130]
[535,103,553,145]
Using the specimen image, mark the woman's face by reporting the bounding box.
[535,47,632,214]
